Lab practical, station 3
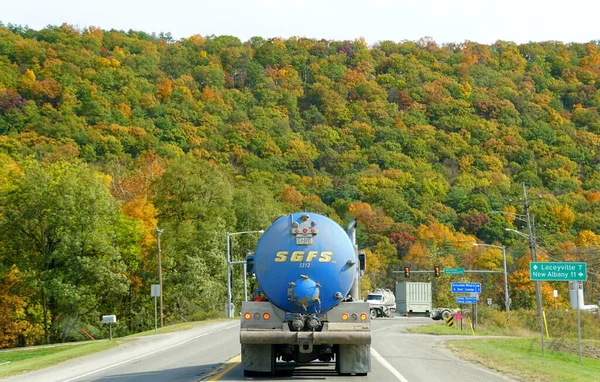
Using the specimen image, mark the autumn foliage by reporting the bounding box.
[1,24,600,347]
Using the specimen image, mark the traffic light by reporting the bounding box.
[434,265,440,277]
[403,266,410,278]
[246,253,255,275]
[358,251,367,274]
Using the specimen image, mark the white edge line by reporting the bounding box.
[371,347,410,382]
[63,323,239,382]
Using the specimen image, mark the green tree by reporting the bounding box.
[0,159,135,343]
[152,154,236,318]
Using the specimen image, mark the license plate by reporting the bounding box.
[296,236,313,245]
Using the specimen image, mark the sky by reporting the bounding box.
[1,0,598,46]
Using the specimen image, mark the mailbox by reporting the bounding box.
[102,315,117,324]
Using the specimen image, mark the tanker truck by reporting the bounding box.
[240,213,371,376]
[366,288,395,318]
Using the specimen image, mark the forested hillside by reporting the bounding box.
[1,23,599,346]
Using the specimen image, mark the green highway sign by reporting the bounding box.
[444,268,465,275]
[530,262,587,281]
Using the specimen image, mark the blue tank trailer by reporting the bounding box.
[240,213,371,376]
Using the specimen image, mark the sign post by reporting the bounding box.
[452,283,481,332]
[577,281,582,363]
[151,284,161,331]
[529,262,587,363]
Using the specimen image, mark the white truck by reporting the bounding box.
[366,289,396,318]
[395,282,432,316]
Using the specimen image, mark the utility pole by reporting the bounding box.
[226,232,231,319]
[156,228,164,328]
[522,183,545,356]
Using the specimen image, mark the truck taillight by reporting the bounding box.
[263,312,270,320]
[244,312,252,320]
[360,313,368,320]
[341,313,349,321]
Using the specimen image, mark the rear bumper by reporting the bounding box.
[240,329,371,345]
[240,301,371,345]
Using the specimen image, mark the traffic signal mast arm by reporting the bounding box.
[394,269,503,275]
[459,270,503,274]
[394,270,433,273]
[397,266,450,277]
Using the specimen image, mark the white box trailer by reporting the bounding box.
[395,282,432,314]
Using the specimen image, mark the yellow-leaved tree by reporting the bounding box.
[0,266,44,347]
[551,204,575,233]
[359,249,383,298]
[575,230,600,247]
[403,221,479,307]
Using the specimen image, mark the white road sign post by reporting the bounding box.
[576,281,582,363]
[151,284,161,331]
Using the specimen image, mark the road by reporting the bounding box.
[2,317,515,382]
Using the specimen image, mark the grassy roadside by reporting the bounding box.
[447,338,600,382]
[409,321,600,381]
[0,341,119,379]
[0,319,232,379]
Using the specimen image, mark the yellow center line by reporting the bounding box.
[197,354,241,381]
